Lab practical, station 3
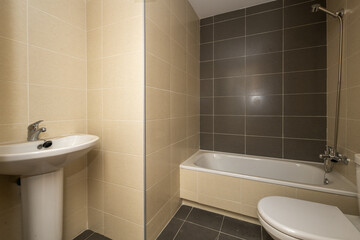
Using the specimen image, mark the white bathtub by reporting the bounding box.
[181,150,357,197]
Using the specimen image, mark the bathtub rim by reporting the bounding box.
[180,150,357,198]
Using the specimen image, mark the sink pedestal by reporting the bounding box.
[21,169,64,240]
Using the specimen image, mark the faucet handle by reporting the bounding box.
[28,120,44,130]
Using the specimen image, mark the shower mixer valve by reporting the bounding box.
[319,146,349,165]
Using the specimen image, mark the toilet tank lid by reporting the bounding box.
[355,154,360,165]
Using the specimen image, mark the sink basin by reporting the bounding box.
[0,134,99,176]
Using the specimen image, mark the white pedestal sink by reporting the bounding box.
[0,134,99,240]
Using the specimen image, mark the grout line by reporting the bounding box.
[26,0,30,126]
[282,0,285,158]
[172,207,193,240]
[212,17,215,151]
[216,216,225,239]
[244,7,247,154]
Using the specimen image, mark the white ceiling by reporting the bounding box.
[188,0,276,19]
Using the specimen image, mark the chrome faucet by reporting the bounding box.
[27,120,46,141]
[319,145,348,173]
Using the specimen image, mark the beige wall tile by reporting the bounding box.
[170,169,180,197]
[146,53,170,90]
[87,29,102,61]
[64,156,86,186]
[347,120,360,153]
[0,37,27,84]
[347,51,360,88]
[29,85,86,122]
[171,139,188,168]
[104,213,144,240]
[0,206,22,240]
[102,120,144,155]
[87,150,103,180]
[104,151,143,190]
[40,120,86,139]
[103,0,143,26]
[146,146,171,189]
[187,95,200,116]
[170,117,187,143]
[198,172,242,202]
[103,87,143,121]
[348,86,360,119]
[0,0,27,42]
[0,123,27,144]
[88,208,104,235]
[146,87,170,120]
[88,179,104,210]
[170,93,186,118]
[0,176,21,212]
[171,13,186,48]
[88,90,103,120]
[171,40,186,71]
[102,52,144,88]
[104,183,144,225]
[86,0,102,31]
[170,67,186,94]
[146,174,171,222]
[29,7,86,59]
[187,73,200,97]
[63,208,87,240]
[103,16,143,57]
[64,179,87,218]
[187,134,200,157]
[146,20,171,62]
[347,16,360,56]
[146,0,170,35]
[187,116,199,137]
[87,60,102,89]
[170,0,186,26]
[197,193,242,215]
[146,201,171,240]
[146,119,170,154]
[29,46,86,89]
[180,169,197,194]
[0,82,27,124]
[87,120,102,149]
[241,179,297,206]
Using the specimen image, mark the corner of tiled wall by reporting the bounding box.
[145,0,200,239]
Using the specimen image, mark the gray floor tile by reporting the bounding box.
[186,208,223,231]
[157,218,184,240]
[87,233,111,240]
[73,230,94,240]
[218,233,242,240]
[221,217,261,240]
[175,222,218,240]
[174,205,192,220]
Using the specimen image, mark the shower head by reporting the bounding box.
[311,4,342,18]
[311,4,321,12]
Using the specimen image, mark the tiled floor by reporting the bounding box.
[157,205,273,240]
[73,230,111,240]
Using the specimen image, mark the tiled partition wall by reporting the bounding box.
[86,1,145,239]
[145,0,200,239]
[327,0,360,185]
[0,0,87,239]
[200,0,327,162]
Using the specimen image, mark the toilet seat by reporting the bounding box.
[257,196,360,240]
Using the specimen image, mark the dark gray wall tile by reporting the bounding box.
[214,18,245,40]
[214,134,245,154]
[200,98,213,114]
[246,136,282,158]
[246,95,282,115]
[246,52,282,75]
[284,117,326,139]
[200,25,213,43]
[200,116,213,133]
[214,97,245,115]
[200,80,213,97]
[214,57,245,78]
[284,0,326,28]
[214,9,245,22]
[200,133,213,150]
[246,0,283,15]
[214,116,244,134]
[284,94,326,116]
[200,17,213,26]
[214,37,245,59]
[284,22,326,50]
[246,9,283,35]
[246,74,282,96]
[200,61,213,79]
[284,46,326,72]
[246,30,282,55]
[214,77,245,96]
[284,0,313,7]
[284,70,326,94]
[200,43,213,61]
[246,117,282,137]
[284,139,325,162]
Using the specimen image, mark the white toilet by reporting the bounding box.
[257,154,360,240]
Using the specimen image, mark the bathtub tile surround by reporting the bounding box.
[0,0,87,239]
[86,0,145,239]
[200,0,327,162]
[157,205,272,240]
[145,0,200,239]
[327,0,360,185]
